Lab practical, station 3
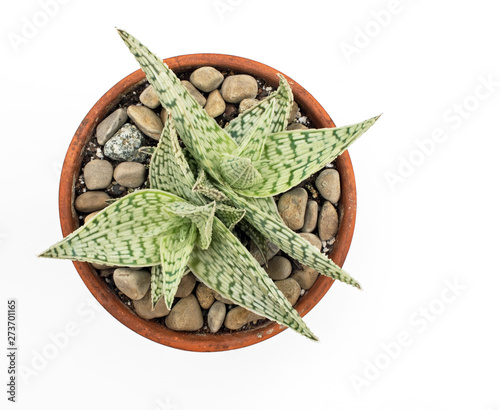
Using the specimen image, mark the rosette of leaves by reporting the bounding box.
[40,29,380,341]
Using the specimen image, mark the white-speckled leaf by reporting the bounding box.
[118,30,236,182]
[160,225,197,308]
[226,74,293,144]
[192,168,229,202]
[222,187,361,289]
[189,218,317,340]
[149,109,205,205]
[234,100,274,162]
[236,115,381,197]
[215,203,246,230]
[163,201,216,250]
[39,190,183,266]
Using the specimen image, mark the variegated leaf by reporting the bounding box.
[234,100,274,162]
[215,203,246,230]
[151,264,191,307]
[150,264,163,306]
[149,109,205,205]
[160,224,197,308]
[118,30,236,182]
[189,218,317,340]
[192,168,229,202]
[219,155,263,190]
[39,190,183,266]
[222,187,361,289]
[226,74,293,144]
[239,220,268,263]
[236,115,381,197]
[163,201,216,250]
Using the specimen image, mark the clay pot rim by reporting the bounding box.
[59,53,357,352]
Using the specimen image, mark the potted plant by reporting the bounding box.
[40,30,379,351]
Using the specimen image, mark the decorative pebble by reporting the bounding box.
[214,292,234,305]
[91,262,117,270]
[165,294,204,331]
[160,107,168,125]
[103,123,147,162]
[239,98,259,113]
[189,67,224,92]
[298,232,322,251]
[139,85,160,109]
[204,89,226,118]
[292,266,319,290]
[96,108,128,145]
[113,162,146,188]
[287,101,299,124]
[83,159,113,190]
[224,306,263,330]
[84,211,99,224]
[174,272,197,298]
[278,187,308,230]
[196,282,216,309]
[287,122,308,130]
[301,200,319,233]
[265,256,292,280]
[315,169,341,204]
[181,80,206,107]
[221,74,258,103]
[113,268,151,300]
[133,288,170,320]
[208,301,226,333]
[318,201,339,241]
[75,191,110,213]
[127,105,163,141]
[275,278,301,306]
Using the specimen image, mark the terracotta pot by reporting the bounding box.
[59,54,357,352]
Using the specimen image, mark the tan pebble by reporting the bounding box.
[133,288,170,320]
[75,191,110,213]
[208,301,226,333]
[317,201,339,241]
[165,295,203,331]
[181,80,206,107]
[196,282,216,309]
[224,306,263,330]
[275,278,301,306]
[139,85,160,109]
[127,105,163,140]
[174,272,197,298]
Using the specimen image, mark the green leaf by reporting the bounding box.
[163,201,216,250]
[149,109,205,205]
[235,115,381,197]
[234,100,274,162]
[219,155,263,190]
[189,218,317,340]
[214,203,246,231]
[159,224,197,308]
[222,187,362,289]
[150,264,163,307]
[39,190,183,266]
[239,220,269,264]
[117,29,236,182]
[226,74,293,144]
[192,168,229,202]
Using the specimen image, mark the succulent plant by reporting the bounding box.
[39,30,380,341]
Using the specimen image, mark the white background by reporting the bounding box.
[1,0,499,409]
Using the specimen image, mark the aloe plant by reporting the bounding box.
[40,29,380,341]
